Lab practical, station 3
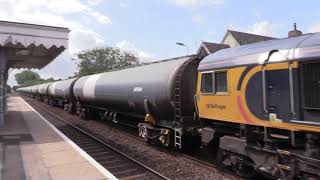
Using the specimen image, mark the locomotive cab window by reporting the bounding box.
[215,71,228,93]
[201,72,214,93]
[200,71,228,95]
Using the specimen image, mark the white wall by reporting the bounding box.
[222,33,240,48]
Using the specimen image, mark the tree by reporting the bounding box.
[75,47,140,76]
[14,70,55,87]
[15,70,41,85]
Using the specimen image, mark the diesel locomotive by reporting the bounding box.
[18,33,320,179]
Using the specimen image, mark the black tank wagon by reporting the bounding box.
[73,55,201,147]
[38,82,52,101]
[16,86,31,96]
[31,85,39,98]
[48,78,78,112]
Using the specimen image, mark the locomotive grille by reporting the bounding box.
[302,63,320,109]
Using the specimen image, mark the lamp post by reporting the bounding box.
[176,42,189,55]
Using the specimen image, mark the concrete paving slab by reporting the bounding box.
[0,110,29,136]
[41,149,87,167]
[0,96,115,180]
[20,143,51,180]
[49,162,108,180]
[37,141,73,154]
[2,144,26,180]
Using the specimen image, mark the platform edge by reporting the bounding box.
[19,97,118,180]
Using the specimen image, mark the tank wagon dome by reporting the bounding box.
[73,55,199,121]
[199,32,320,71]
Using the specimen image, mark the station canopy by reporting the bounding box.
[0,21,70,69]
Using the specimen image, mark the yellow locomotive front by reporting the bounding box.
[195,33,320,179]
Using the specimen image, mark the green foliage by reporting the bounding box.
[75,47,140,77]
[15,70,40,85]
[21,79,56,87]
[14,70,55,87]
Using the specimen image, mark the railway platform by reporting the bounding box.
[0,96,117,180]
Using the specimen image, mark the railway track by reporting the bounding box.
[59,113,242,179]
[92,120,217,165]
[26,99,170,180]
[90,116,268,180]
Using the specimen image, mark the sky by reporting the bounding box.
[3,0,320,86]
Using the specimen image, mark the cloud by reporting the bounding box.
[116,40,155,62]
[120,2,128,8]
[0,0,111,44]
[308,23,320,33]
[7,51,78,86]
[86,10,112,25]
[228,21,279,37]
[37,52,77,79]
[87,0,103,6]
[0,0,111,26]
[69,29,105,54]
[169,0,223,8]
[247,21,278,37]
[191,14,205,24]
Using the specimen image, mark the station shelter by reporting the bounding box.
[0,21,69,126]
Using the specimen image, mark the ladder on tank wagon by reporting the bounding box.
[173,60,189,149]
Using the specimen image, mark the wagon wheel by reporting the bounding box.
[232,156,255,178]
[139,123,152,144]
[63,104,68,111]
[67,104,74,114]
[80,110,87,119]
[217,149,255,178]
[216,149,228,168]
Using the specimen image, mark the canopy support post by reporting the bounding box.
[0,48,7,127]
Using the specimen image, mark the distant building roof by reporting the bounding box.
[202,42,230,53]
[222,30,277,46]
[197,41,229,57]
